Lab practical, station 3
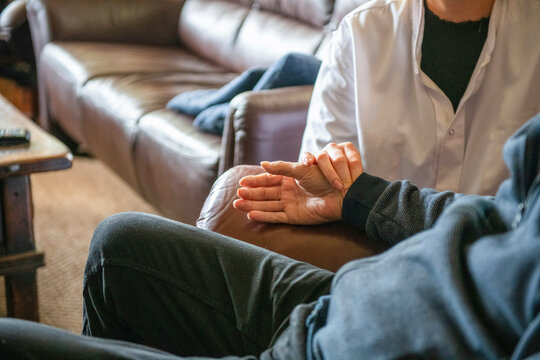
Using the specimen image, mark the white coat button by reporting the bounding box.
[448,128,455,136]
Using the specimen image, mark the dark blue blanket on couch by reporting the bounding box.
[167,53,322,134]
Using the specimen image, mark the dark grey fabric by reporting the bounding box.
[0,212,332,360]
[82,212,332,358]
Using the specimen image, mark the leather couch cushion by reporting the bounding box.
[134,110,223,223]
[179,0,250,71]
[79,70,239,190]
[81,72,239,124]
[40,41,232,143]
[179,0,325,72]
[215,0,333,28]
[30,0,181,46]
[233,8,324,70]
[42,42,226,86]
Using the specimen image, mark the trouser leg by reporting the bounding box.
[82,212,333,358]
[0,318,264,360]
[0,318,196,360]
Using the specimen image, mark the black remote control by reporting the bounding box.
[0,128,31,146]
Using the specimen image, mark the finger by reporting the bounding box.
[232,199,284,213]
[237,186,281,201]
[343,142,364,181]
[316,150,343,190]
[301,152,316,165]
[325,143,353,189]
[247,210,288,223]
[261,161,303,178]
[239,173,283,188]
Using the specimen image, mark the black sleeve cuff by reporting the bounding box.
[342,173,390,230]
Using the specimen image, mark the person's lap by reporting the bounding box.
[0,212,333,359]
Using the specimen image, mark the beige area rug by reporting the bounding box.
[0,156,159,333]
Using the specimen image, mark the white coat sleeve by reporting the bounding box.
[299,19,359,158]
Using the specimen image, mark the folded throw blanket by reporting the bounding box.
[167,67,266,117]
[167,53,322,134]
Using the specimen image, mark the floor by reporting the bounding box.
[0,76,159,332]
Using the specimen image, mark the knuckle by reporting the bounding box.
[332,154,347,164]
[316,152,329,161]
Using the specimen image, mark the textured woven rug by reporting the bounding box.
[0,156,159,333]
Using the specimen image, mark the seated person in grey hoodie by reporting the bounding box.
[1,113,539,359]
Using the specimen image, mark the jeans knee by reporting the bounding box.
[85,212,153,276]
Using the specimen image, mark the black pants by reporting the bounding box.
[0,212,333,359]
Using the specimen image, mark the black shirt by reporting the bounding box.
[420,3,490,111]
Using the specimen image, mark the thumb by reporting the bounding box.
[261,161,305,178]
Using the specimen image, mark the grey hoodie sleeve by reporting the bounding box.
[342,173,465,245]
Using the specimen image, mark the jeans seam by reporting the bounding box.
[83,258,264,349]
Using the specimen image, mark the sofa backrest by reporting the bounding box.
[178,0,372,72]
[27,0,184,67]
[179,0,332,72]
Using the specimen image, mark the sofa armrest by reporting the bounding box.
[219,85,313,175]
[197,165,387,272]
[0,0,27,30]
[27,0,183,62]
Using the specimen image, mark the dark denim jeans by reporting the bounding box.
[0,212,332,359]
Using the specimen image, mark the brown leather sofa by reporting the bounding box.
[26,0,367,224]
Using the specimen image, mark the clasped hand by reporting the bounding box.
[233,142,363,225]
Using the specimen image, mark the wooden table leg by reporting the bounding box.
[1,175,41,321]
[5,271,39,320]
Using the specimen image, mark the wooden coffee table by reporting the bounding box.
[0,95,72,321]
